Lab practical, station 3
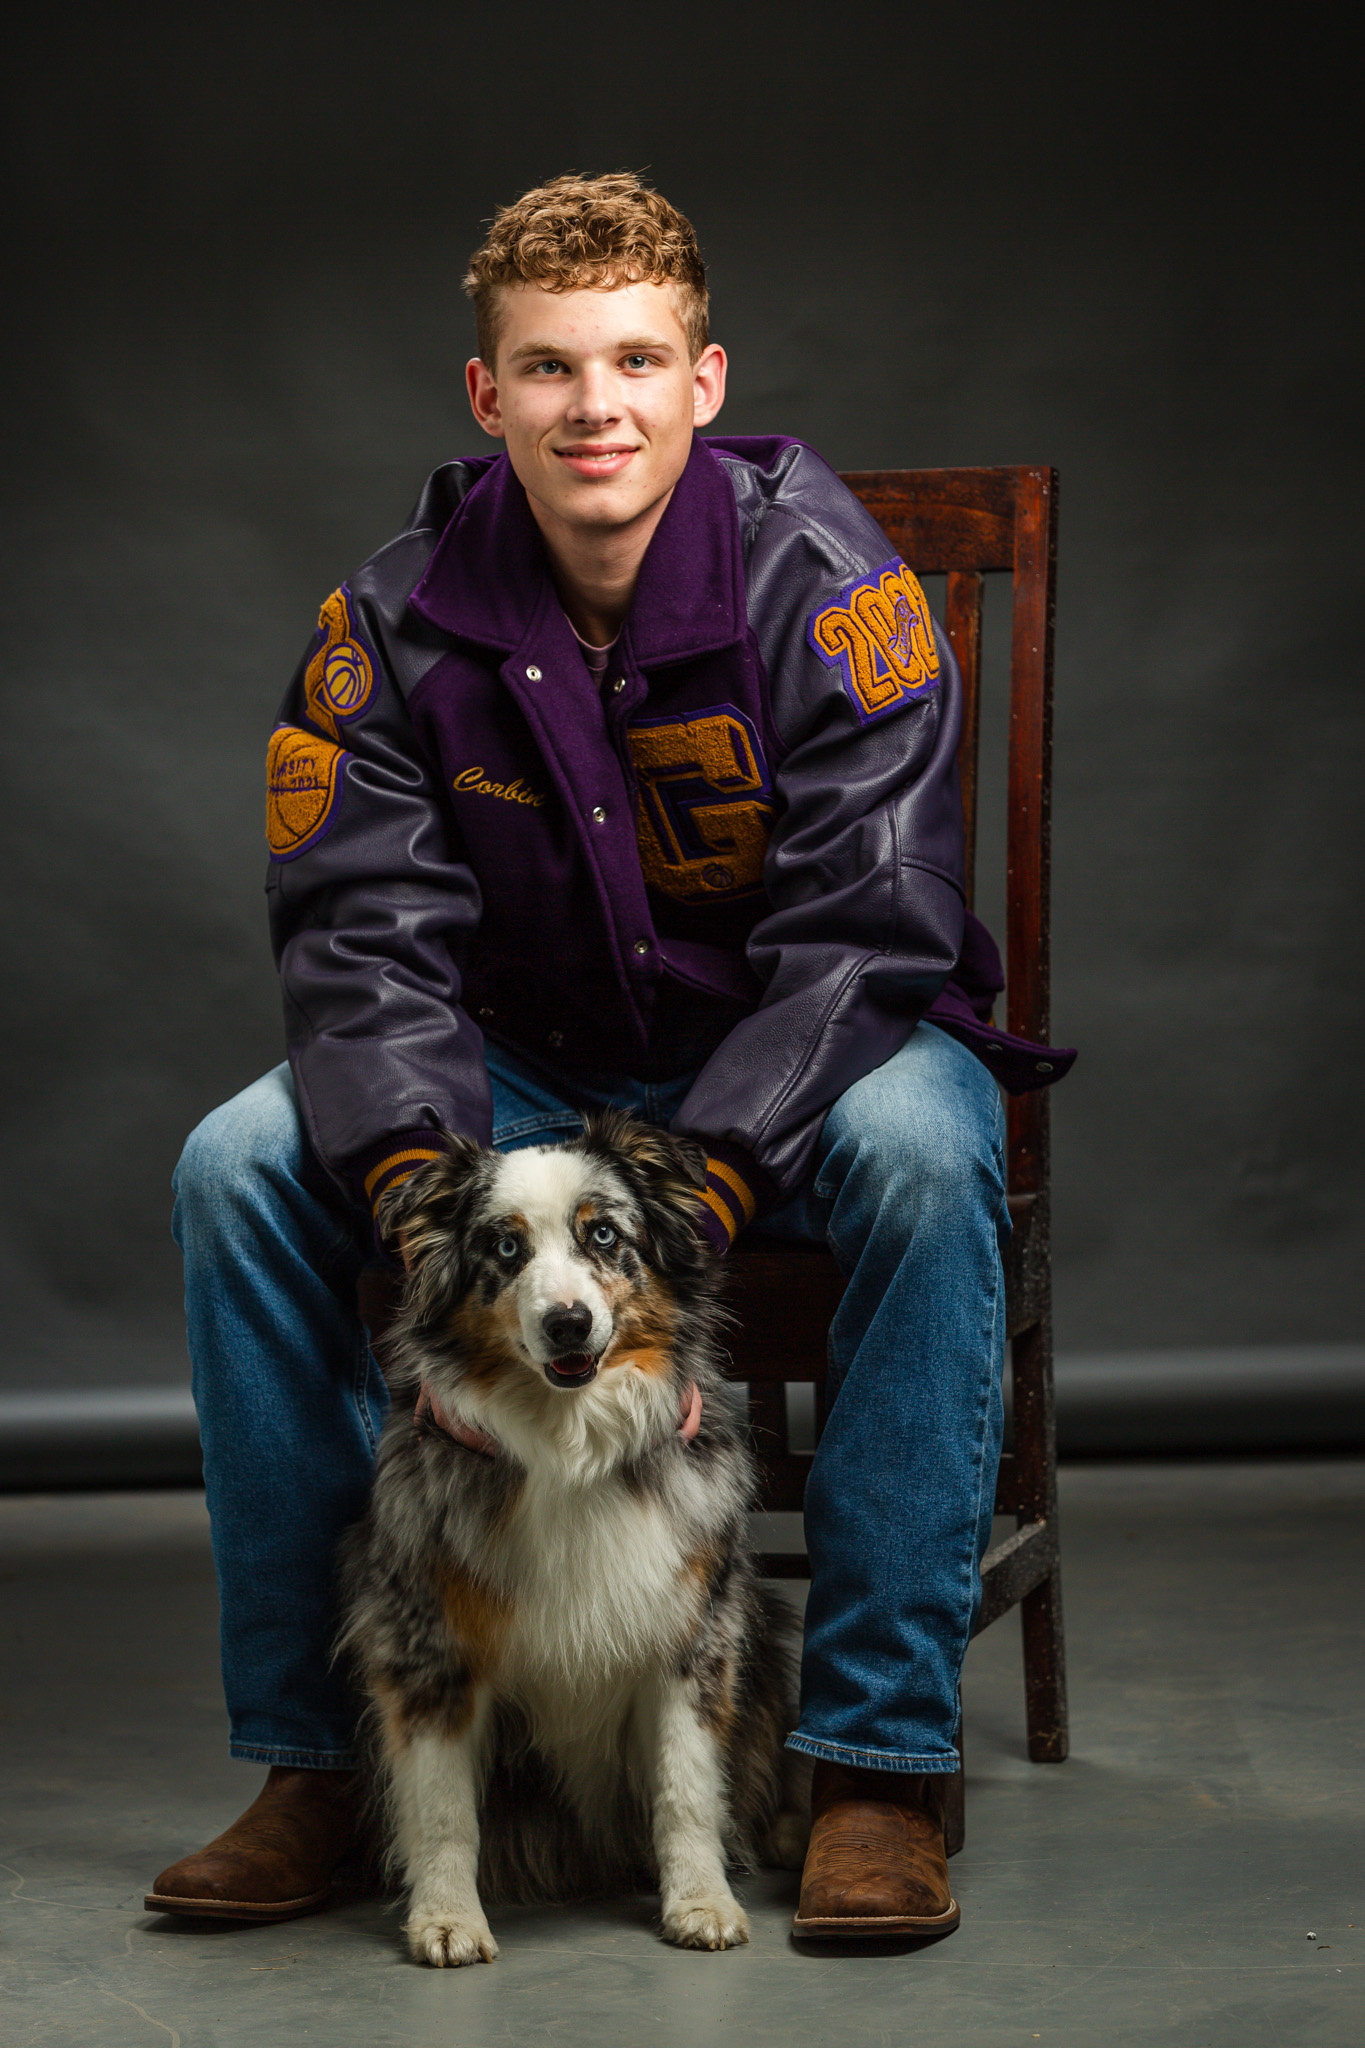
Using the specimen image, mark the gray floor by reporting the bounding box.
[1,1465,1361,2047]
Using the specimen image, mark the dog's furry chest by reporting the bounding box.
[490,1476,702,1700]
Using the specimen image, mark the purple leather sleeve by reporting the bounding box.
[266,500,495,1198]
[671,446,965,1196]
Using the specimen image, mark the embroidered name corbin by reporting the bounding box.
[452,767,547,807]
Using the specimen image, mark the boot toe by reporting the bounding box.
[143,1767,358,1921]
[793,1775,958,1938]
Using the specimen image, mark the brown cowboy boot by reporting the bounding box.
[792,1761,960,1939]
[144,1767,361,1922]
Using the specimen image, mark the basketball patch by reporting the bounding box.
[627,706,774,903]
[267,725,350,861]
[304,586,376,740]
[807,558,940,724]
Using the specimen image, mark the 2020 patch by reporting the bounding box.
[627,706,774,904]
[304,586,376,739]
[807,557,940,724]
[266,725,350,861]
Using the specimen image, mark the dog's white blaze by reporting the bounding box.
[483,1149,621,1365]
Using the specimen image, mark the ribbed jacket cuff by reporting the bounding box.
[355,1131,446,1224]
[692,1141,776,1256]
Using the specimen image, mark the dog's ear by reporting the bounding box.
[580,1111,712,1271]
[376,1133,488,1325]
[580,1110,707,1201]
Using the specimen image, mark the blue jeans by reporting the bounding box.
[174,1024,1008,1774]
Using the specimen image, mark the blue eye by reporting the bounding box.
[590,1222,618,1248]
[495,1235,520,1262]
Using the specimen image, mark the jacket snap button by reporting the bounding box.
[547,1030,564,1049]
[611,678,626,694]
[591,805,607,823]
[1036,1060,1053,1073]
[633,938,651,956]
[525,664,542,682]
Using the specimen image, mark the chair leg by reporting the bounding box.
[1021,1567,1069,1762]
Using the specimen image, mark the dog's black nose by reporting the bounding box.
[542,1301,593,1351]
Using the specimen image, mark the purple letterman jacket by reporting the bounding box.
[266,436,1074,1251]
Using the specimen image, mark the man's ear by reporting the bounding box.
[466,356,504,439]
[376,1134,488,1325]
[691,342,727,428]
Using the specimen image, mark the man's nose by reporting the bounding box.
[568,366,620,425]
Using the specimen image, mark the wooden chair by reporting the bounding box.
[360,465,1068,1852]
[727,466,1068,1851]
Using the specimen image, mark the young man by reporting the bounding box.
[156,174,1070,1943]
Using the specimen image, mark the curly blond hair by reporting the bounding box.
[464,172,709,366]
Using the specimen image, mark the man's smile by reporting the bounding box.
[553,444,639,479]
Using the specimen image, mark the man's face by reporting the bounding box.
[466,280,726,540]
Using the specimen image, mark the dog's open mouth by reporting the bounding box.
[543,1353,598,1389]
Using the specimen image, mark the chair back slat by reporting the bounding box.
[944,569,984,911]
[839,468,1019,572]
[812,466,1068,1774]
[1004,468,1058,1197]
[841,465,1058,1204]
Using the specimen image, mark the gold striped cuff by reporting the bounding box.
[363,1145,443,1206]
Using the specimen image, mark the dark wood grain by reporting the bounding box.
[1003,1190,1046,1339]
[1005,467,1058,1199]
[992,1452,1020,1516]
[945,569,984,910]
[1011,1311,1069,1759]
[840,468,1018,573]
[975,1519,1057,1633]
[725,1240,844,1380]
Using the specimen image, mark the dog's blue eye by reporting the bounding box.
[590,1222,617,1248]
[495,1235,520,1261]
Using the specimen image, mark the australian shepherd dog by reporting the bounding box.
[339,1112,806,1966]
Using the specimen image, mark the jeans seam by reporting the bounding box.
[958,1208,1006,1638]
[784,1734,960,1773]
[353,1328,382,1457]
[230,1742,359,1768]
[492,1111,585,1146]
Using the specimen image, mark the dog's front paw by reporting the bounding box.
[405,1909,499,1967]
[662,1893,750,1950]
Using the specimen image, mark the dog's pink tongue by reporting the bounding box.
[678,1381,702,1442]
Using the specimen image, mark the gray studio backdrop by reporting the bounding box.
[2,2,1361,1400]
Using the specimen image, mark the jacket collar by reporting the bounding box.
[407,436,747,664]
